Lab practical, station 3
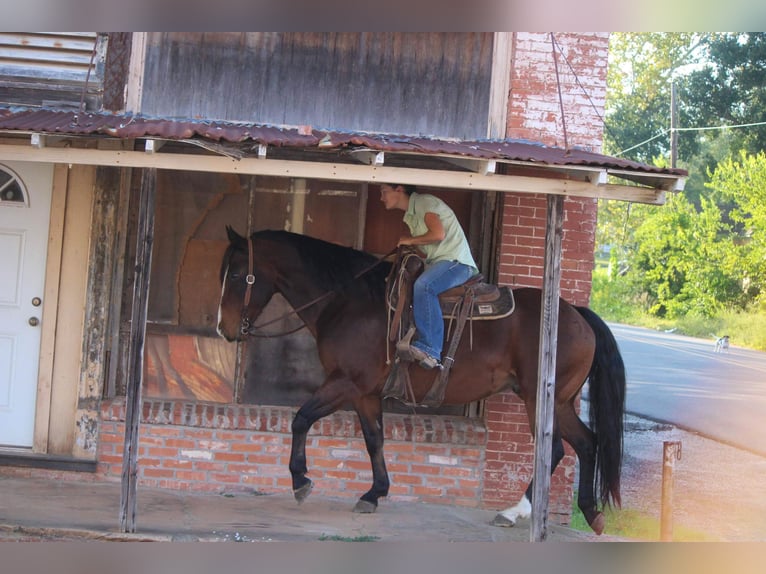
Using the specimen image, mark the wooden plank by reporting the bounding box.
[125,33,147,113]
[33,163,68,453]
[119,168,157,533]
[0,144,670,204]
[47,165,94,454]
[530,193,564,542]
[488,32,512,138]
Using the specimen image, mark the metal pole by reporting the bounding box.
[660,440,682,541]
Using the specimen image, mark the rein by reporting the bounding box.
[238,238,397,338]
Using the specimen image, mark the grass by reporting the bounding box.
[318,534,380,542]
[568,499,715,541]
[590,267,766,351]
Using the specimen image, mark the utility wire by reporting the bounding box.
[615,120,766,157]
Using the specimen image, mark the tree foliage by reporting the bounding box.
[684,33,766,156]
[598,33,766,319]
[604,32,701,163]
[628,194,740,318]
[705,151,766,301]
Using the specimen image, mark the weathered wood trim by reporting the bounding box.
[530,193,564,541]
[33,163,68,453]
[125,32,146,113]
[120,168,157,533]
[105,167,133,398]
[0,144,671,204]
[0,452,97,472]
[47,165,94,456]
[488,32,512,139]
[73,166,122,459]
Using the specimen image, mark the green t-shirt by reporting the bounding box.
[403,192,478,273]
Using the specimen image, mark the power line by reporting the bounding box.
[673,120,766,132]
[615,120,766,157]
[615,130,669,156]
[550,34,625,150]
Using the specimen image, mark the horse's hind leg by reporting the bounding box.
[351,394,389,513]
[289,369,357,504]
[492,429,566,528]
[558,403,603,534]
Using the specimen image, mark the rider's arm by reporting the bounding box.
[398,212,445,246]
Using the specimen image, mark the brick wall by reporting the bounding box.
[498,193,598,306]
[90,397,576,523]
[507,32,609,151]
[96,399,492,508]
[500,30,607,304]
[479,31,609,523]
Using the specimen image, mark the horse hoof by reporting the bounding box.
[353,500,377,514]
[492,513,516,528]
[588,512,605,535]
[293,480,313,504]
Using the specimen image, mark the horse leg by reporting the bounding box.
[492,428,566,528]
[351,394,389,513]
[557,403,604,534]
[289,369,357,504]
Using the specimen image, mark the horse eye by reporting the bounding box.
[229,272,240,280]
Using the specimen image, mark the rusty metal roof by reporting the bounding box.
[0,107,687,179]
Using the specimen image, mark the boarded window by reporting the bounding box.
[140,32,493,139]
[0,32,104,110]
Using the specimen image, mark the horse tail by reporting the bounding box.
[575,306,626,508]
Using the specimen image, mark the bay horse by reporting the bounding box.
[216,228,625,535]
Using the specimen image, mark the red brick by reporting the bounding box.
[143,468,175,479]
[213,452,246,462]
[146,447,179,458]
[209,473,242,484]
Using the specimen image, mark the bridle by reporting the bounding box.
[234,236,396,338]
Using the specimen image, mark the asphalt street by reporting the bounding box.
[605,323,766,456]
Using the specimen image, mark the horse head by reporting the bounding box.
[216,227,278,341]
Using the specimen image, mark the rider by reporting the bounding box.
[380,183,478,369]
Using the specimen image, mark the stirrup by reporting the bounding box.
[403,343,442,370]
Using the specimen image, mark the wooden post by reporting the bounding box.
[119,168,157,533]
[530,193,564,542]
[660,440,682,541]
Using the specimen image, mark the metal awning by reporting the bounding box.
[0,107,686,204]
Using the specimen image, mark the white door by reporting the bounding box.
[0,161,53,447]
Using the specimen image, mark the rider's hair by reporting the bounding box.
[388,184,417,196]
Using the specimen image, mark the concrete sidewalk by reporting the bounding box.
[0,475,608,542]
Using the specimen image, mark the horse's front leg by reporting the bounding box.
[289,370,356,503]
[352,394,389,513]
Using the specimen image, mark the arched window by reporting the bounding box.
[0,165,28,206]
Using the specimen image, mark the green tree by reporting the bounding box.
[629,193,740,318]
[684,33,766,157]
[605,32,702,163]
[597,33,766,320]
[706,151,766,302]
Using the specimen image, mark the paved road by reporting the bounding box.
[604,323,766,456]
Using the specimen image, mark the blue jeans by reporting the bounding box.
[411,260,476,360]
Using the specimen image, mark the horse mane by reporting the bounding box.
[253,230,391,300]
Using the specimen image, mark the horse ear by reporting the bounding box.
[226,225,244,244]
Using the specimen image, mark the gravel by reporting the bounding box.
[615,413,766,541]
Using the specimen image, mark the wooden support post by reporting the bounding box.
[530,193,564,542]
[660,441,682,541]
[119,168,157,533]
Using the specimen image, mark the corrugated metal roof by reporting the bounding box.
[0,107,687,178]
